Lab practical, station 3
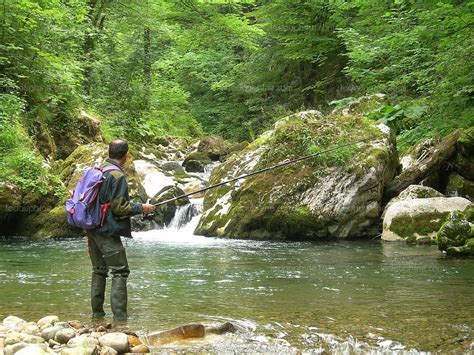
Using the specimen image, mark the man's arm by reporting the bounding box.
[109,175,143,217]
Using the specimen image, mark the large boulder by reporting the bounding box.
[132,160,174,200]
[382,197,472,243]
[382,185,444,219]
[195,98,398,240]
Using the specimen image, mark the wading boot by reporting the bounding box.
[111,276,128,321]
[91,273,106,318]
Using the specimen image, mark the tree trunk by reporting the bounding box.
[383,129,462,201]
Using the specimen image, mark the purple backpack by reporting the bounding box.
[65,166,120,230]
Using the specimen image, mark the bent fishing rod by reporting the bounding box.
[151,138,370,209]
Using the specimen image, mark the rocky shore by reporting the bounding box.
[0,315,237,355]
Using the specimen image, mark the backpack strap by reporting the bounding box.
[100,165,122,173]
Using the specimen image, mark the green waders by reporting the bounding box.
[87,231,130,321]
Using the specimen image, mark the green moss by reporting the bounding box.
[436,211,471,251]
[184,151,212,163]
[21,205,82,240]
[390,211,450,240]
[446,238,474,256]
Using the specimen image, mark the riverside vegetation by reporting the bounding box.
[0,1,473,253]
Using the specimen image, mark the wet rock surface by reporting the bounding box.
[196,96,398,240]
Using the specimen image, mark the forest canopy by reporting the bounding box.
[1,0,472,154]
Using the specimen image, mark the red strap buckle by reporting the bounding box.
[99,202,112,226]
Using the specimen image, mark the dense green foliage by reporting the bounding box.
[1,0,472,191]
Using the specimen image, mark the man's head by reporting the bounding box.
[109,139,129,164]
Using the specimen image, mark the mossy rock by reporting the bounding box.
[20,205,82,240]
[445,173,474,201]
[196,104,398,240]
[58,142,108,192]
[182,152,212,173]
[382,197,472,243]
[183,152,212,164]
[151,186,189,226]
[446,238,474,256]
[197,136,232,161]
[436,211,472,251]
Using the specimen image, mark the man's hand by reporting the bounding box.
[142,203,156,214]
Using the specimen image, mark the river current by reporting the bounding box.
[1,207,473,353]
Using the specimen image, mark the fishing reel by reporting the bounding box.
[142,211,156,221]
[141,199,157,221]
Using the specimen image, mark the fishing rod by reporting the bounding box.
[151,138,370,209]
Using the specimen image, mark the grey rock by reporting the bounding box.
[5,331,44,345]
[41,325,64,341]
[55,328,76,344]
[15,344,50,355]
[196,110,398,240]
[98,346,118,355]
[98,333,129,353]
[382,197,472,242]
[3,316,27,332]
[37,316,59,330]
[161,161,186,175]
[61,346,97,355]
[66,335,98,349]
[4,342,30,355]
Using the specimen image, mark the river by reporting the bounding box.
[0,206,473,352]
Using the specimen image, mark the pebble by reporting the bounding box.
[55,328,76,344]
[96,326,107,332]
[78,327,91,335]
[90,331,106,339]
[128,334,142,348]
[68,321,83,330]
[41,325,64,341]
[3,316,27,332]
[37,316,59,330]
[15,344,49,355]
[99,345,118,355]
[99,332,129,353]
[48,339,60,347]
[130,344,150,353]
[23,322,40,335]
[67,334,99,349]
[5,332,45,346]
[4,342,29,355]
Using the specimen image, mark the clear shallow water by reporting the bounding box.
[0,224,473,352]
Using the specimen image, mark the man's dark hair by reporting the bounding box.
[109,139,129,160]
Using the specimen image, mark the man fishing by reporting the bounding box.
[87,139,155,321]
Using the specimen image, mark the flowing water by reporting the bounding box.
[1,200,473,353]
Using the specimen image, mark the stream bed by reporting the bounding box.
[0,215,473,353]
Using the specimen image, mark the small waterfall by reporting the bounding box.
[168,201,203,229]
